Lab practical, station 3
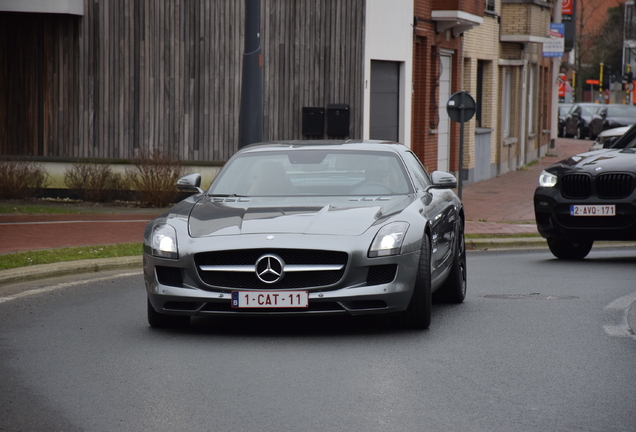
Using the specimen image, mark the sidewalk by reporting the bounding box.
[0,138,591,257]
[462,138,591,235]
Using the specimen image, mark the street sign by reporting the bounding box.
[446,91,476,123]
[445,91,475,201]
[558,73,566,97]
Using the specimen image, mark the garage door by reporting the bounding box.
[370,60,399,142]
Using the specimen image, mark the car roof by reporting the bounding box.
[238,140,407,153]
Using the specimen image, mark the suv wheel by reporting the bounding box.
[547,237,593,260]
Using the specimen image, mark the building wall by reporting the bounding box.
[363,0,414,146]
[411,1,466,174]
[463,8,501,180]
[0,0,366,163]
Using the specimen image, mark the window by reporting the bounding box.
[403,152,431,191]
[485,0,495,12]
[503,70,512,138]
[528,66,534,134]
[476,60,484,128]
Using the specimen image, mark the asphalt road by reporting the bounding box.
[1,248,636,431]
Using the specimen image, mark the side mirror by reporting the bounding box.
[430,171,457,189]
[177,173,203,193]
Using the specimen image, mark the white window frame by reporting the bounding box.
[503,70,512,138]
[528,66,534,134]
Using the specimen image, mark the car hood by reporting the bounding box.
[555,149,636,172]
[187,195,413,237]
[606,117,636,127]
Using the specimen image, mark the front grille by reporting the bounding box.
[366,264,397,285]
[156,266,183,287]
[597,173,634,199]
[561,174,591,199]
[194,249,348,289]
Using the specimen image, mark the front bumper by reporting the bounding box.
[144,249,419,317]
[534,188,636,240]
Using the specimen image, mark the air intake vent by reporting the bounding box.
[366,264,397,285]
[156,266,183,287]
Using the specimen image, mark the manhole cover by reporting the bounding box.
[481,293,578,300]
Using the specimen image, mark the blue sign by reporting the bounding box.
[543,23,565,57]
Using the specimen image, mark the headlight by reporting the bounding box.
[369,222,409,257]
[150,224,178,259]
[538,170,557,188]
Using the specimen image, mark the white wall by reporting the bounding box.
[363,0,414,147]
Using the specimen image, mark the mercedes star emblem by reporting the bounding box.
[255,254,285,284]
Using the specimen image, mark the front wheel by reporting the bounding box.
[547,237,593,260]
[576,126,586,140]
[434,222,467,304]
[401,235,432,329]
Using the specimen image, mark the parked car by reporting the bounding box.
[589,125,631,151]
[563,103,601,139]
[144,140,466,329]
[588,104,636,140]
[534,137,636,259]
[558,103,573,137]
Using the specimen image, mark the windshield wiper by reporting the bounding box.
[208,193,247,198]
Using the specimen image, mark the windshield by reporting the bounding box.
[581,106,599,116]
[607,105,636,117]
[617,124,636,149]
[209,149,414,196]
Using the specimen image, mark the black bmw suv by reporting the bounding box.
[534,139,636,259]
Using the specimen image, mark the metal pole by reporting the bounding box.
[238,0,263,148]
[458,93,465,200]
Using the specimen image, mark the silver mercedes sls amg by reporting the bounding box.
[144,140,466,329]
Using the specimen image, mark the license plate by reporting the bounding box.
[570,205,616,216]
[231,291,309,308]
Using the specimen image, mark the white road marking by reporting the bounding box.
[603,291,636,339]
[0,271,142,304]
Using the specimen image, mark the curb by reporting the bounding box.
[0,256,142,287]
[467,237,546,250]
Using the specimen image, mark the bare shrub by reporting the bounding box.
[125,150,187,208]
[0,159,49,199]
[64,162,124,202]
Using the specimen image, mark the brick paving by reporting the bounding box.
[0,138,593,254]
[463,138,591,235]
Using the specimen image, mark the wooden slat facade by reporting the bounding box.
[0,0,365,163]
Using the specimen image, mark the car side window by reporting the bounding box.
[403,152,431,191]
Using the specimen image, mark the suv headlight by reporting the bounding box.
[149,224,178,259]
[538,170,557,188]
[369,222,409,257]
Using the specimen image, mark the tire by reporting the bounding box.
[576,126,584,140]
[147,298,190,328]
[401,235,432,329]
[434,222,467,304]
[546,237,593,260]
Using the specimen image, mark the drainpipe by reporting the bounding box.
[520,59,528,166]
